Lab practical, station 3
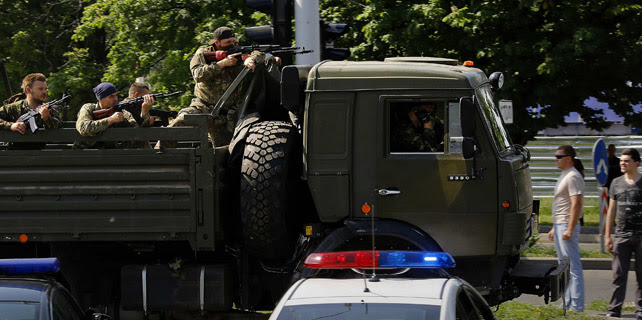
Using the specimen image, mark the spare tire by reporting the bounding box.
[240,121,301,261]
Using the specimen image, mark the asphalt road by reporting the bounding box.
[516,269,641,318]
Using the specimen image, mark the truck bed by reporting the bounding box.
[0,115,219,251]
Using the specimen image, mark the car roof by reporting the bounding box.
[0,278,51,302]
[282,277,452,305]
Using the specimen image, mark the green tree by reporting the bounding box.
[4,0,641,139]
[321,0,642,144]
[66,0,267,113]
[0,0,87,103]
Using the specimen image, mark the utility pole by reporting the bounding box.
[294,0,321,65]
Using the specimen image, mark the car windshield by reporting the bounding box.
[0,301,40,320]
[475,85,511,152]
[276,303,440,320]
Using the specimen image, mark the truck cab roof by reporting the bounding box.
[306,58,488,92]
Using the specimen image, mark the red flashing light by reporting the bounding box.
[305,251,378,269]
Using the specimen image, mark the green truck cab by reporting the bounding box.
[287,57,566,304]
[0,57,567,318]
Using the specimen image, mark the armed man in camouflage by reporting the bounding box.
[0,73,62,134]
[391,103,445,152]
[157,26,267,149]
[75,82,152,148]
[126,82,158,126]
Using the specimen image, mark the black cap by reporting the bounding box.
[93,82,117,100]
[213,27,235,40]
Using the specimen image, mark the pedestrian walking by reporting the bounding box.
[548,145,585,312]
[605,148,642,319]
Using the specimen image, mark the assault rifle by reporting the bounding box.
[17,94,71,133]
[92,91,181,126]
[203,45,312,64]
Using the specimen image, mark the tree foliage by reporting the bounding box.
[319,0,642,143]
[1,0,641,143]
[0,0,86,102]
[1,0,266,116]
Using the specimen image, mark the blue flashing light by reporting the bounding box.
[0,258,60,274]
[379,251,455,269]
[304,251,455,269]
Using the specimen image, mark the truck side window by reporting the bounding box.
[390,101,445,153]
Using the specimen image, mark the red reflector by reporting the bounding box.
[305,251,379,269]
[502,201,510,209]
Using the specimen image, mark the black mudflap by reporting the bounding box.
[509,256,570,304]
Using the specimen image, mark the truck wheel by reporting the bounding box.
[240,121,301,261]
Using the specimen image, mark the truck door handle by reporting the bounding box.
[377,189,401,196]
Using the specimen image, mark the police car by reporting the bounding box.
[0,258,109,320]
[269,251,495,320]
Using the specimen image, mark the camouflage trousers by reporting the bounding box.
[156,98,237,148]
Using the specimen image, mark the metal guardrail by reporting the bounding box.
[526,135,642,198]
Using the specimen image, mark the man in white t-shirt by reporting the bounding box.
[547,145,585,312]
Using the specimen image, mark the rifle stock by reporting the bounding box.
[92,108,116,120]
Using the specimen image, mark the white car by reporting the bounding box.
[269,250,496,320]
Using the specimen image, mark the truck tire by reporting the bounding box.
[240,121,300,261]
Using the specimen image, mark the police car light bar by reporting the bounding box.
[0,258,60,274]
[304,251,455,269]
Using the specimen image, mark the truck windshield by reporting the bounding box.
[276,303,440,319]
[475,85,511,152]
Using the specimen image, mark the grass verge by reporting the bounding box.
[496,301,603,319]
[586,298,636,313]
[536,197,601,227]
[523,245,611,258]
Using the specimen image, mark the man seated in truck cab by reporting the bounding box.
[391,102,444,152]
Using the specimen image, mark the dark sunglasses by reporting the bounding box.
[555,155,571,159]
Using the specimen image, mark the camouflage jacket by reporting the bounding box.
[0,99,62,130]
[76,103,150,136]
[190,47,265,111]
[391,118,445,152]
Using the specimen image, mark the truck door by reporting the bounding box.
[364,97,499,257]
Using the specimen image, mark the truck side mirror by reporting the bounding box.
[281,65,312,116]
[460,97,476,159]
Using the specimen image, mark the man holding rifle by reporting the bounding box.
[127,82,160,126]
[76,82,153,137]
[76,82,153,148]
[0,73,62,134]
[158,26,276,148]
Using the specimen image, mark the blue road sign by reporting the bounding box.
[593,138,608,186]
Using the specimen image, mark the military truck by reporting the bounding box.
[0,57,567,318]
